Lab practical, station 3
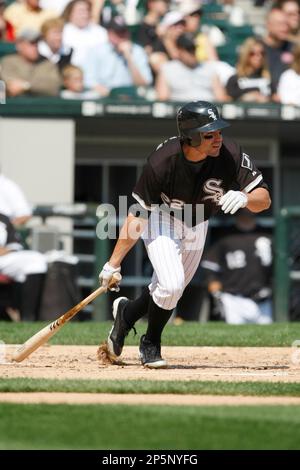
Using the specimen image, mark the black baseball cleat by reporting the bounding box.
[107,297,133,358]
[139,334,167,369]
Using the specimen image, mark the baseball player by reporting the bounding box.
[0,171,32,226]
[99,100,271,368]
[0,213,47,320]
[202,209,273,324]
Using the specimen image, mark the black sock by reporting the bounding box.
[145,297,173,344]
[124,286,150,327]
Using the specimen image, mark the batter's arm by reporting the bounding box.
[109,213,148,268]
[245,187,271,213]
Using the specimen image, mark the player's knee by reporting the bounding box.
[162,279,185,304]
[169,284,184,299]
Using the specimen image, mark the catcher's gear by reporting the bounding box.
[176,100,230,146]
[99,262,121,291]
[218,190,248,214]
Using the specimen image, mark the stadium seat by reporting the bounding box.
[127,24,141,44]
[201,17,230,30]
[0,41,17,58]
[202,3,224,15]
[109,86,143,101]
[217,42,240,66]
[227,25,254,41]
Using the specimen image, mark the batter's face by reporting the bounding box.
[199,130,223,156]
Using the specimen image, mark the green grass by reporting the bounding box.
[0,403,300,449]
[1,378,300,396]
[1,321,300,347]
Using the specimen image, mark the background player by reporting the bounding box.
[202,208,273,324]
[0,212,47,320]
[99,100,271,368]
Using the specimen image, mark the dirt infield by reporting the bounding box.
[1,345,299,405]
[1,392,300,406]
[1,344,299,382]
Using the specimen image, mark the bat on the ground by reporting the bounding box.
[12,273,121,363]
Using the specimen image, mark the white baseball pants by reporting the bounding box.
[142,210,208,310]
[220,293,272,324]
[0,251,47,282]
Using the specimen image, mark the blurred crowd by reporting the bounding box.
[0,0,300,104]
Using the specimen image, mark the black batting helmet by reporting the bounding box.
[177,101,230,147]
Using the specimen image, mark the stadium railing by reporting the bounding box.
[275,207,300,322]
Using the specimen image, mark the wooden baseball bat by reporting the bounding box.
[12,272,121,363]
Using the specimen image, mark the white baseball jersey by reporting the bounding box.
[0,214,46,282]
[0,174,32,220]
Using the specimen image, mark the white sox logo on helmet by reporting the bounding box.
[202,179,224,203]
[207,109,218,120]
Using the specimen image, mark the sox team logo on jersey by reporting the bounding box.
[161,192,185,209]
[202,179,224,203]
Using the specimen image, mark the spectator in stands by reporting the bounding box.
[3,0,56,36]
[155,32,228,102]
[138,0,169,50]
[62,0,108,68]
[179,0,235,86]
[0,28,61,97]
[226,37,272,102]
[98,0,125,25]
[156,10,186,60]
[276,0,300,43]
[138,0,170,74]
[277,41,300,104]
[178,0,235,87]
[201,209,273,324]
[179,0,219,61]
[82,15,152,97]
[254,0,270,5]
[60,64,101,99]
[0,212,47,321]
[222,0,247,27]
[181,0,226,49]
[98,0,145,26]
[0,170,32,226]
[87,0,104,24]
[38,17,73,70]
[0,0,15,41]
[210,59,236,88]
[263,7,294,96]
